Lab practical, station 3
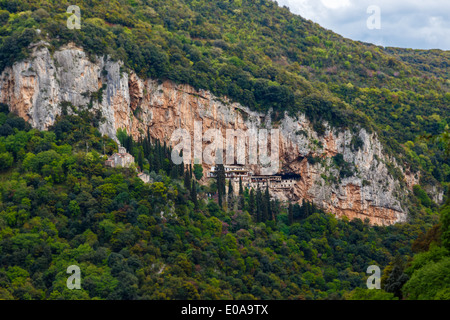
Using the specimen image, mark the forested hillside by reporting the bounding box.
[0,0,449,300]
[0,108,442,299]
[0,0,448,198]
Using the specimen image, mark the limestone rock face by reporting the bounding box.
[0,44,420,225]
[0,42,129,138]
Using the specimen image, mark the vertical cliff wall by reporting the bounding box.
[0,43,416,225]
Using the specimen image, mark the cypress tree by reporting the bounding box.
[272,199,280,219]
[163,141,167,158]
[153,140,161,172]
[170,166,178,180]
[239,177,243,195]
[239,194,245,210]
[158,140,164,170]
[217,164,226,194]
[191,180,198,209]
[288,203,294,225]
[263,185,271,222]
[184,170,191,191]
[301,199,308,219]
[167,146,173,173]
[227,179,234,210]
[125,135,133,151]
[178,150,184,176]
[228,179,233,196]
[216,164,226,207]
[311,201,317,215]
[256,187,263,223]
[218,184,223,208]
[142,136,149,158]
[137,149,144,170]
[249,188,255,216]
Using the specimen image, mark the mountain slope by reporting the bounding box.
[0,0,448,301]
[0,0,448,212]
[0,109,436,300]
[0,43,416,225]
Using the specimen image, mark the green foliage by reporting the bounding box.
[332,153,355,178]
[0,152,13,171]
[307,155,321,165]
[413,185,433,208]
[350,135,364,151]
[344,287,398,300]
[441,202,450,251]
[0,0,447,201]
[382,257,409,298]
[401,187,450,300]
[0,112,437,300]
[406,245,449,275]
[0,0,448,300]
[402,257,450,299]
[193,163,203,181]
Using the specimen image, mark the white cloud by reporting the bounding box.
[276,0,450,50]
[321,0,351,9]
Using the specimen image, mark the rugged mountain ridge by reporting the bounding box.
[0,43,419,225]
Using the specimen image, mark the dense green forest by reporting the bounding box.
[0,108,448,300]
[0,0,448,197]
[0,0,449,300]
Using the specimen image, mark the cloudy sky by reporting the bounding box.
[275,0,450,50]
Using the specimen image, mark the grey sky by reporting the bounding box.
[275,0,450,50]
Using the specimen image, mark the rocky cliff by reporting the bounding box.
[0,43,415,225]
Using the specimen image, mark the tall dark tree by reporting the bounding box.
[170,165,178,179]
[249,188,255,217]
[288,203,294,225]
[256,187,263,223]
[228,179,233,196]
[216,164,226,207]
[239,177,243,195]
[383,257,409,299]
[137,149,144,170]
[160,141,166,170]
[218,184,223,208]
[302,199,309,219]
[152,140,161,172]
[184,169,191,191]
[226,179,234,210]
[179,150,185,177]
[311,201,317,215]
[125,135,133,152]
[238,194,245,211]
[272,199,280,220]
[191,180,198,209]
[262,185,271,221]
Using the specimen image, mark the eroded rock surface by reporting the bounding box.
[0,44,419,225]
